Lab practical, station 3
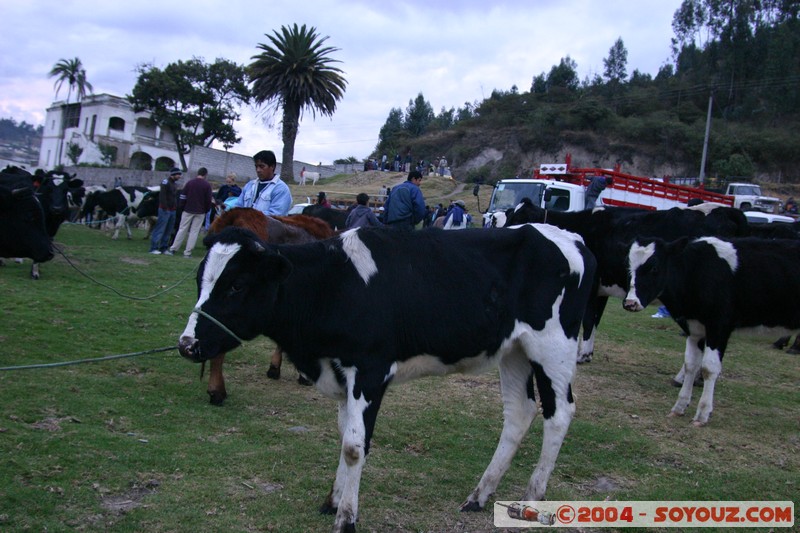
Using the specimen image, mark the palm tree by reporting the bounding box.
[248,24,347,181]
[48,57,93,104]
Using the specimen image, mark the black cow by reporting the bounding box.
[503,199,749,363]
[178,225,596,532]
[1,167,82,278]
[0,170,53,268]
[82,186,151,239]
[301,204,349,231]
[623,236,800,426]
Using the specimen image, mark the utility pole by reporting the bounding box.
[698,92,713,183]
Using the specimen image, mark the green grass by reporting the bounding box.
[0,224,798,532]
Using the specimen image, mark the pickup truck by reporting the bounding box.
[723,183,781,213]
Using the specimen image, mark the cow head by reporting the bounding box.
[178,227,292,363]
[623,237,687,312]
[505,197,545,226]
[36,171,83,236]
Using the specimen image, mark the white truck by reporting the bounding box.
[722,182,780,213]
[483,155,735,226]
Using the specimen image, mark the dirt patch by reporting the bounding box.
[29,416,81,431]
[120,256,148,265]
[100,480,159,514]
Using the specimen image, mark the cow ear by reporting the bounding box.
[263,253,292,282]
[666,236,690,254]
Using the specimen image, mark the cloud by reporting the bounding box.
[0,0,683,164]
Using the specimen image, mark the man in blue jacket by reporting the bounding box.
[231,150,292,216]
[383,170,426,230]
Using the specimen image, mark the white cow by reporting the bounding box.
[300,169,320,186]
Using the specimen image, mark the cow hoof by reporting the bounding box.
[691,420,707,428]
[670,379,683,388]
[267,364,281,380]
[319,502,338,515]
[772,341,788,350]
[459,500,483,512]
[208,391,227,406]
[577,353,592,364]
[298,375,313,386]
[667,411,683,418]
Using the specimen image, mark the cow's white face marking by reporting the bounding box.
[695,237,738,272]
[180,242,240,340]
[626,241,655,306]
[340,230,378,285]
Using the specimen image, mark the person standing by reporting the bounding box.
[346,193,383,229]
[149,167,182,254]
[438,156,447,176]
[167,167,213,257]
[584,176,613,210]
[231,150,292,216]
[383,170,426,230]
[317,191,331,208]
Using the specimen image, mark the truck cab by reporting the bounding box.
[724,183,780,213]
[483,179,584,226]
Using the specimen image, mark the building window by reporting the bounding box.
[109,117,125,132]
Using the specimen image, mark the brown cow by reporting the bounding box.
[204,208,334,404]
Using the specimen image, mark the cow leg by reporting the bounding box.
[206,353,228,406]
[267,347,282,379]
[111,214,123,240]
[787,336,800,355]
[461,349,537,511]
[578,295,607,363]
[30,262,40,280]
[323,365,389,533]
[670,334,703,418]
[523,353,576,501]
[772,335,790,350]
[692,338,726,427]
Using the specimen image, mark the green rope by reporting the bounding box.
[0,346,177,371]
[192,307,246,344]
[54,245,198,301]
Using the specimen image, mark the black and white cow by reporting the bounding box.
[0,170,53,267]
[503,199,749,363]
[178,225,596,532]
[81,186,151,239]
[623,236,800,426]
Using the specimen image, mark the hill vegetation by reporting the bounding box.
[374,1,800,185]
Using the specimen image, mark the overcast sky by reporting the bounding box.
[1,0,684,165]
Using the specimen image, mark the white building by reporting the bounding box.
[39,93,182,171]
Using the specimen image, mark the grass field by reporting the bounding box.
[0,216,798,532]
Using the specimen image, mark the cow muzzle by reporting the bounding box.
[623,299,644,312]
[179,336,202,362]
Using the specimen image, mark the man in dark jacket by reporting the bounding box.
[346,193,383,229]
[383,170,426,230]
[168,167,213,257]
[149,167,182,254]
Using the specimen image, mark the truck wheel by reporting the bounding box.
[740,202,752,211]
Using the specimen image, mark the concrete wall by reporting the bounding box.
[62,146,361,189]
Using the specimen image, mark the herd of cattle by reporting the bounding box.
[3,164,798,532]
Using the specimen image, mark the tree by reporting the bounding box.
[128,57,252,170]
[377,107,406,154]
[546,56,580,93]
[404,93,434,136]
[66,142,83,165]
[49,57,93,104]
[603,37,628,84]
[249,23,347,181]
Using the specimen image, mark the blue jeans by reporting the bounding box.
[150,208,176,252]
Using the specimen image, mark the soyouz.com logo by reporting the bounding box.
[493,501,795,528]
